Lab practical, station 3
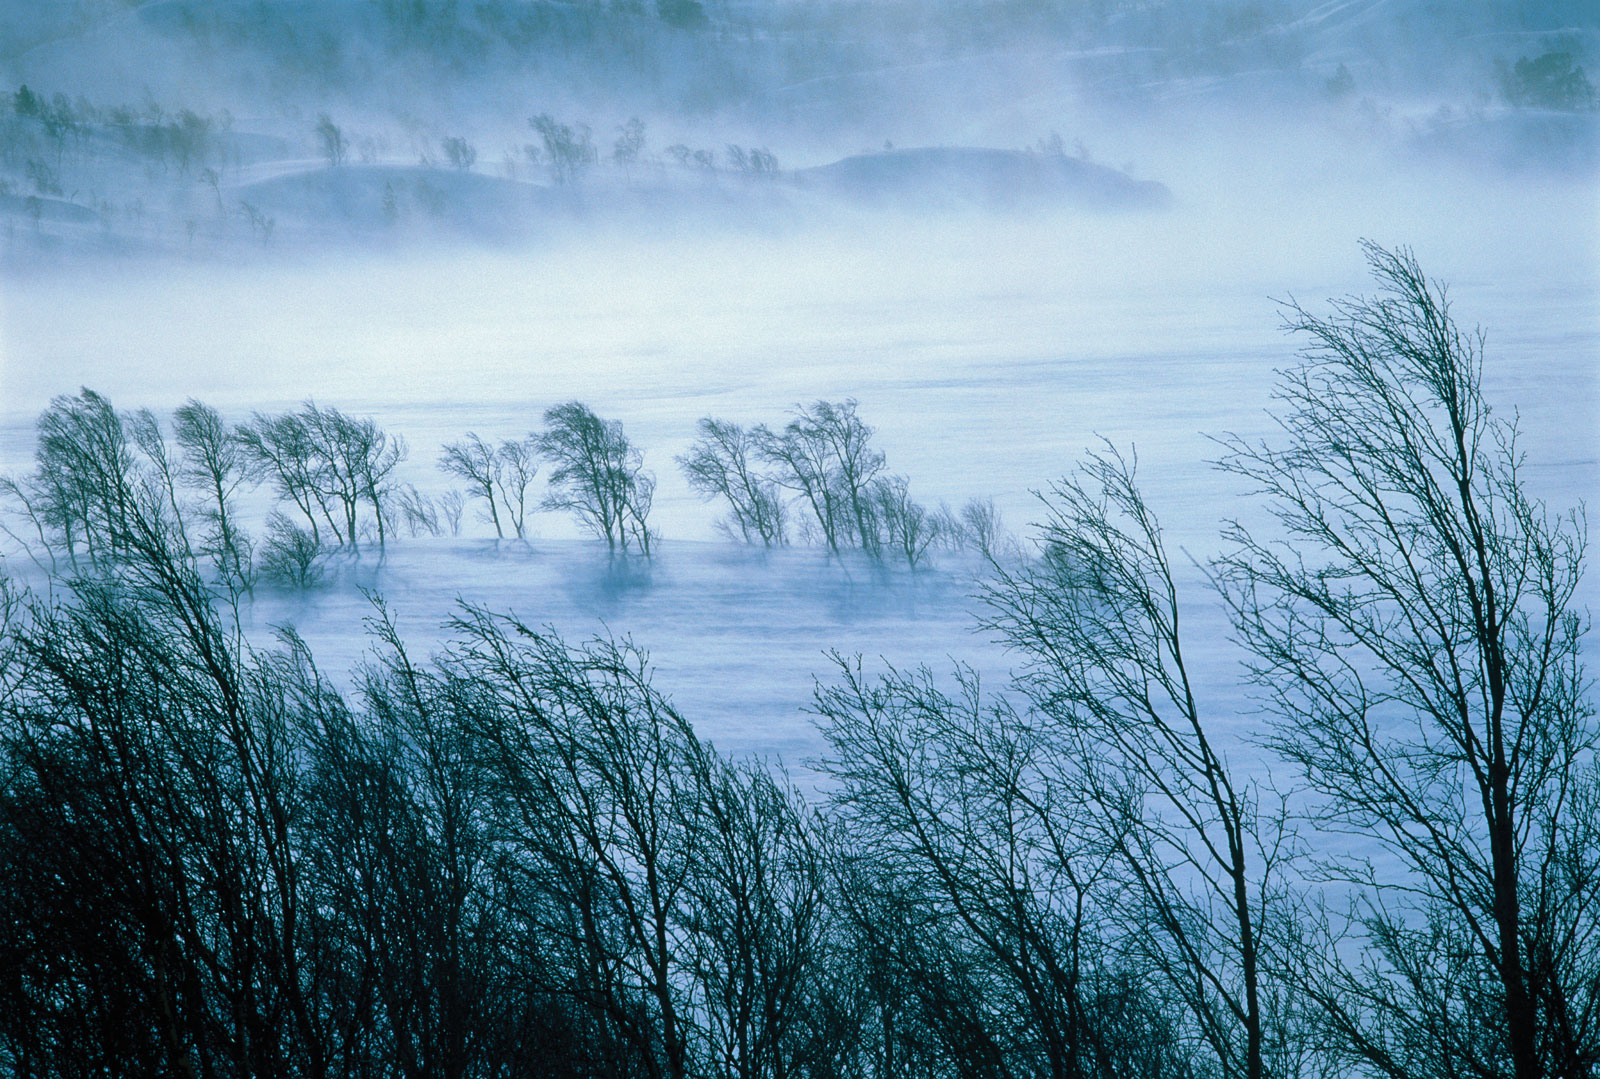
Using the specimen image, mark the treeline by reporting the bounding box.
[0,394,994,591]
[0,84,247,238]
[2,85,238,180]
[0,244,1597,1079]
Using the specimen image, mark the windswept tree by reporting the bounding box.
[18,388,138,565]
[440,433,507,538]
[978,443,1293,1079]
[300,403,408,548]
[439,433,540,540]
[173,398,254,589]
[446,609,830,1079]
[677,754,830,1079]
[756,400,884,555]
[492,437,540,540]
[678,417,787,546]
[537,402,653,555]
[346,602,520,1079]
[815,656,1214,1079]
[870,474,939,569]
[1216,242,1599,1079]
[239,403,406,549]
[957,496,1013,560]
[447,614,708,1079]
[529,114,596,186]
[236,410,332,545]
[0,462,326,1077]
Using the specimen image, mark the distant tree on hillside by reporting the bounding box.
[315,113,347,166]
[1501,51,1596,109]
[12,84,40,118]
[528,114,596,185]
[613,117,646,181]
[442,135,477,169]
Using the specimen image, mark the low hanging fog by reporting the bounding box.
[1,2,1597,1076]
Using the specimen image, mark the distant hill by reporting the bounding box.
[794,148,1171,211]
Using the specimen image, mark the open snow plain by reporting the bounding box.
[4,159,1596,781]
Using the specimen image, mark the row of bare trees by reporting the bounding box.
[0,244,1596,1078]
[0,396,667,591]
[678,401,1002,567]
[0,391,995,591]
[439,402,655,554]
[0,395,408,591]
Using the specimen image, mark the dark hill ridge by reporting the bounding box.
[794,147,1172,210]
[213,148,1169,243]
[1,144,1172,258]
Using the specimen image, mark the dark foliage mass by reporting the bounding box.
[0,246,1596,1078]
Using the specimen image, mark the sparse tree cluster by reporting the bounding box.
[680,400,993,567]
[725,144,780,177]
[0,246,1595,1078]
[0,396,672,583]
[0,393,414,592]
[1499,50,1596,110]
[236,401,408,550]
[439,432,539,539]
[528,113,598,186]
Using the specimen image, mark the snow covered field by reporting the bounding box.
[3,162,1594,775]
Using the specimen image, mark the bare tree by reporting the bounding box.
[439,490,466,537]
[957,496,1015,560]
[28,388,139,565]
[351,601,512,1079]
[679,754,829,1079]
[449,612,705,1079]
[678,417,787,546]
[394,484,441,537]
[756,400,883,555]
[529,114,596,186]
[0,468,326,1077]
[980,443,1292,1079]
[870,474,939,568]
[236,410,333,545]
[493,437,539,540]
[173,399,254,589]
[537,402,653,555]
[299,403,407,549]
[1216,242,1598,1079]
[260,511,325,589]
[815,655,1211,1079]
[440,433,507,538]
[755,413,842,552]
[241,404,406,549]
